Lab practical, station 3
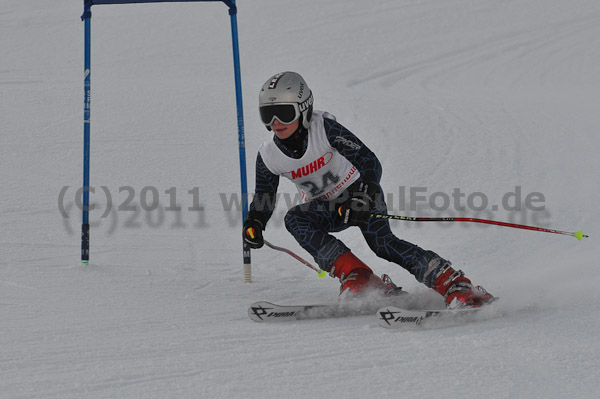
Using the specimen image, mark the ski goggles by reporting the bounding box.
[259,103,301,126]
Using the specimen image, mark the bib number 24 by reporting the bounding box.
[299,172,340,197]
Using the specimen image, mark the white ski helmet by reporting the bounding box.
[259,71,314,130]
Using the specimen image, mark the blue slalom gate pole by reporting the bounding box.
[227,1,252,282]
[79,1,249,280]
[81,2,92,263]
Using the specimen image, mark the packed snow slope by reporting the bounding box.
[1,0,599,398]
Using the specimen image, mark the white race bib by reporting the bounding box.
[259,111,360,202]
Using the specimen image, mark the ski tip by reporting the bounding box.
[317,269,327,278]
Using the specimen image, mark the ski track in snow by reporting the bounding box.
[1,0,599,398]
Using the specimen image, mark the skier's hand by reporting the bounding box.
[338,181,379,226]
[243,217,265,249]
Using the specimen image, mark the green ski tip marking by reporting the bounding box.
[317,269,327,278]
[574,231,584,241]
[81,260,89,264]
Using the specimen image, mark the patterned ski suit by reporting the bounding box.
[249,111,446,288]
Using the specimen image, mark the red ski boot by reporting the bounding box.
[433,263,494,309]
[329,251,392,296]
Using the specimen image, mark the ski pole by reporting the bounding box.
[264,239,327,278]
[372,214,588,241]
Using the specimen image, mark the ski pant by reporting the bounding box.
[284,190,447,288]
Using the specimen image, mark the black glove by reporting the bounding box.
[337,181,380,226]
[243,215,265,249]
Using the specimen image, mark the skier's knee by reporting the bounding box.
[284,207,306,238]
[284,209,296,232]
[368,235,396,260]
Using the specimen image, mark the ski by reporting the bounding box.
[249,294,410,323]
[249,301,341,322]
[376,301,499,329]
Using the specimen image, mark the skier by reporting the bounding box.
[242,71,494,309]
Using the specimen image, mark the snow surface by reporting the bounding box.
[2,0,600,398]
